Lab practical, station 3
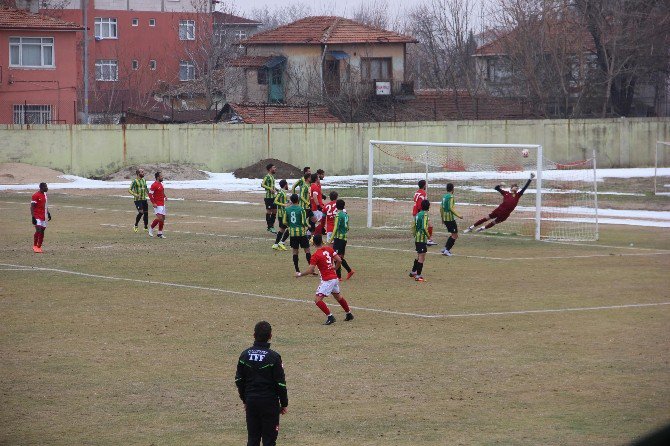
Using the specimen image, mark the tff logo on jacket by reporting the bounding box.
[247,349,267,361]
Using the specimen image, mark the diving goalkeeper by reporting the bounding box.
[464,172,535,233]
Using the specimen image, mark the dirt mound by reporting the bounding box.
[101,163,210,181]
[0,163,72,185]
[234,158,303,180]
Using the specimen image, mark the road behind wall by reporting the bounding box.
[0,118,668,177]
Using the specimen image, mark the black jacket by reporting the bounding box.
[235,341,288,407]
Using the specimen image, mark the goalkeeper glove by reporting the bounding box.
[32,216,37,225]
[48,211,52,221]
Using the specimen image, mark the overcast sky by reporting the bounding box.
[231,0,411,16]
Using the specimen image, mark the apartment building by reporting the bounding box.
[46,0,213,122]
[0,6,84,124]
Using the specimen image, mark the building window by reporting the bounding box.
[486,58,512,83]
[179,20,195,40]
[179,60,195,81]
[149,18,156,27]
[234,30,247,41]
[95,59,118,81]
[132,59,139,70]
[94,17,118,39]
[361,58,392,80]
[257,68,267,85]
[9,37,54,68]
[13,104,52,124]
[149,60,157,70]
[132,18,139,26]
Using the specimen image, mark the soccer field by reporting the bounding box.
[1,189,669,445]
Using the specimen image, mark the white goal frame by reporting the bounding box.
[367,140,598,242]
[655,141,670,195]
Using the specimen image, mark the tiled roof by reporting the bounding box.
[213,12,262,26]
[474,21,595,56]
[242,16,416,45]
[224,103,341,124]
[0,7,83,30]
[230,55,274,68]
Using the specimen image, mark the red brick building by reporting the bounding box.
[0,7,84,124]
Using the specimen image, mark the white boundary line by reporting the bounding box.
[1,262,668,320]
[100,223,670,261]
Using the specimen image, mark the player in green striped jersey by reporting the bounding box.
[410,199,431,282]
[440,183,463,257]
[262,163,278,233]
[272,179,290,251]
[298,173,315,234]
[129,168,149,232]
[283,194,312,275]
[331,199,355,280]
[291,166,311,194]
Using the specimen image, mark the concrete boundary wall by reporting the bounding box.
[0,118,668,177]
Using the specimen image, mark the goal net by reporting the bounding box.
[367,140,599,241]
[655,141,670,195]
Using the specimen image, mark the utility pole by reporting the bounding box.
[82,0,89,123]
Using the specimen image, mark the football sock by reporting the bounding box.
[33,231,39,246]
[158,221,164,231]
[473,217,488,227]
[416,261,424,276]
[270,214,276,226]
[305,252,311,263]
[265,214,271,228]
[292,255,300,272]
[484,221,496,229]
[338,297,350,313]
[336,267,342,279]
[151,219,159,229]
[446,237,456,251]
[135,213,142,226]
[412,259,418,273]
[428,226,433,238]
[341,258,352,273]
[316,300,330,315]
[37,231,44,247]
[275,232,282,244]
[143,212,148,228]
[282,231,289,242]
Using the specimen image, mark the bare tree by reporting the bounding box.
[573,0,670,116]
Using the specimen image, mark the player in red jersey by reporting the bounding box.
[323,191,338,242]
[309,173,324,235]
[413,180,436,245]
[148,171,167,238]
[464,173,535,233]
[30,182,51,253]
[296,234,354,325]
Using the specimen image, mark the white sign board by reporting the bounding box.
[375,81,391,95]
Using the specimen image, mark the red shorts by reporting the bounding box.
[489,208,512,223]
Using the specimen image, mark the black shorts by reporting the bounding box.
[333,238,347,256]
[305,209,314,219]
[415,242,428,254]
[444,220,458,234]
[264,198,277,210]
[134,200,148,212]
[290,236,310,250]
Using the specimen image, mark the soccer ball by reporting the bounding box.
[521,149,529,158]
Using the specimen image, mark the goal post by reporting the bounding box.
[367,140,598,242]
[655,141,670,195]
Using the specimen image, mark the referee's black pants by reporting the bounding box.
[245,398,280,446]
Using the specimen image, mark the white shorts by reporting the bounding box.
[313,210,323,221]
[35,219,47,228]
[155,205,166,216]
[326,232,333,242]
[316,278,340,296]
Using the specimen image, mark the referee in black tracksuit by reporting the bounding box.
[236,321,288,446]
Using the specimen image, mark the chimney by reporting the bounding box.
[15,0,39,13]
